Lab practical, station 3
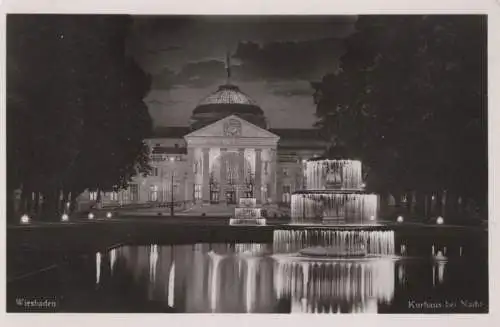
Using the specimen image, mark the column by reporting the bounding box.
[270,148,277,205]
[303,159,308,189]
[202,148,210,204]
[255,149,262,204]
[186,147,194,204]
[219,148,227,203]
[276,165,283,205]
[238,148,245,201]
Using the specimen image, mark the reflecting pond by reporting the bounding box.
[8,234,488,313]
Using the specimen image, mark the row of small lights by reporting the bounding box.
[396,215,445,225]
[152,155,179,162]
[87,212,113,220]
[20,211,114,224]
[21,213,445,225]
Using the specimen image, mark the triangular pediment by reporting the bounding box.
[184,115,279,140]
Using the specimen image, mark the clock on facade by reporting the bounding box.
[223,119,242,137]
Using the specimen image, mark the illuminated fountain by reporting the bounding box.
[291,158,378,225]
[229,198,266,226]
[273,229,395,257]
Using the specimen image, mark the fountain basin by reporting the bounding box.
[299,246,367,258]
[273,229,396,256]
[229,198,267,226]
[292,158,379,225]
[229,218,266,226]
[291,192,378,224]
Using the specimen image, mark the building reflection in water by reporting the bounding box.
[109,248,117,276]
[103,243,402,313]
[432,260,446,287]
[95,252,101,285]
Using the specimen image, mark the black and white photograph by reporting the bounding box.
[4,6,491,318]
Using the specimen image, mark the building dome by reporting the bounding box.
[197,84,258,106]
[190,84,267,130]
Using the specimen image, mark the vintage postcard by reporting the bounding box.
[1,0,498,326]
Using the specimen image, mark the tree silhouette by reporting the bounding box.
[7,15,152,222]
[314,15,487,220]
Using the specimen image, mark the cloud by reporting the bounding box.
[270,82,315,97]
[151,67,177,89]
[233,39,345,81]
[127,16,357,128]
[145,45,182,54]
[150,38,345,90]
[128,16,356,74]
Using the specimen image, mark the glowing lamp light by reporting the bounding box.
[397,216,404,223]
[361,183,366,188]
[61,213,69,222]
[88,212,95,220]
[369,215,375,221]
[20,214,31,224]
[169,156,175,162]
[436,216,444,225]
[106,212,113,219]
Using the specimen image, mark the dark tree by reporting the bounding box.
[7,15,152,222]
[314,15,487,220]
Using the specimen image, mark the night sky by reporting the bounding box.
[126,16,357,128]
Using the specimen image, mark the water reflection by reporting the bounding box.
[109,248,117,276]
[273,257,395,313]
[98,243,417,313]
[95,252,101,285]
[433,260,446,286]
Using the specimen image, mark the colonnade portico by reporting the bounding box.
[184,115,280,207]
[194,146,269,205]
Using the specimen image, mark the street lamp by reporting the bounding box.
[20,214,30,224]
[170,172,175,216]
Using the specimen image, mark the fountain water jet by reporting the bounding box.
[291,158,379,225]
[273,229,395,256]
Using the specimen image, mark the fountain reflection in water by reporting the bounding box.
[273,229,395,256]
[273,258,395,313]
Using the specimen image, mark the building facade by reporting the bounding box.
[78,83,327,213]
